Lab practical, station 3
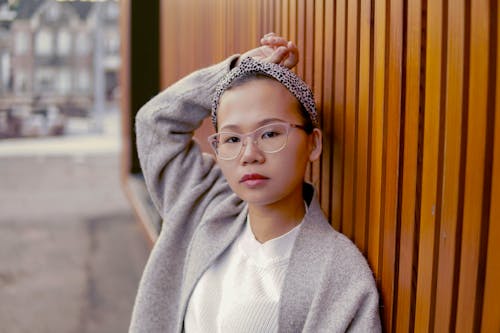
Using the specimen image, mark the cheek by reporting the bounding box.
[218,162,239,184]
[273,142,310,178]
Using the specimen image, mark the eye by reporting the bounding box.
[261,130,281,139]
[222,136,241,144]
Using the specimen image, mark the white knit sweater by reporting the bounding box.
[185,218,302,332]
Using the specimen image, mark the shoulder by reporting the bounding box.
[310,221,374,280]
[297,194,376,289]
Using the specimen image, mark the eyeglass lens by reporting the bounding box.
[215,123,289,159]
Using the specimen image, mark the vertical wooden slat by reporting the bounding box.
[233,1,242,52]
[342,0,358,239]
[368,0,386,280]
[225,0,235,56]
[282,0,289,38]
[311,0,323,189]
[354,0,372,254]
[433,0,465,331]
[261,0,267,37]
[249,0,258,46]
[331,0,346,230]
[289,0,297,49]
[381,0,404,330]
[320,0,334,220]
[160,0,178,87]
[481,4,500,329]
[120,0,131,179]
[456,0,490,331]
[269,0,275,34]
[395,0,421,330]
[414,0,444,331]
[275,0,282,34]
[297,0,305,78]
[305,0,315,86]
[305,0,320,185]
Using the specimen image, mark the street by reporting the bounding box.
[0,133,151,333]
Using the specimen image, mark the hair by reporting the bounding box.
[221,72,315,134]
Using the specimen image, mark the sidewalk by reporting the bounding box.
[0,114,150,333]
[0,112,121,157]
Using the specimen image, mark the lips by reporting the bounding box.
[239,173,269,183]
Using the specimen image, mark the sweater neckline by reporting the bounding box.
[237,209,304,268]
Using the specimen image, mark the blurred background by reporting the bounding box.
[0,0,149,332]
[1,0,500,332]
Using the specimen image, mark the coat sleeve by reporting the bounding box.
[298,233,382,333]
[345,281,382,333]
[135,56,238,218]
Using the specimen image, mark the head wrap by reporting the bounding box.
[211,57,318,129]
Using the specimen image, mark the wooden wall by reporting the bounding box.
[158,0,500,331]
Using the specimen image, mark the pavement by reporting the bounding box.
[0,113,151,333]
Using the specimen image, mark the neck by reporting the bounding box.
[248,188,306,243]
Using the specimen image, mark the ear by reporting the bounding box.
[308,128,323,162]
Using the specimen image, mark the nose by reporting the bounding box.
[239,137,265,165]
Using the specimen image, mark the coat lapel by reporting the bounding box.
[178,202,248,329]
[278,185,330,332]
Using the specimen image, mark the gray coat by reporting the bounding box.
[130,56,382,333]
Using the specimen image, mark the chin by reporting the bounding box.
[238,188,296,207]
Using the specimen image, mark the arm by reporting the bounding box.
[135,34,299,218]
[346,282,382,333]
[135,57,237,217]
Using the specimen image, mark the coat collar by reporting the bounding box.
[177,199,247,330]
[278,183,333,332]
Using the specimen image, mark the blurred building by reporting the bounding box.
[0,0,120,137]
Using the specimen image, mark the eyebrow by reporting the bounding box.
[220,118,288,132]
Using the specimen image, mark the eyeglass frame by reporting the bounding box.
[207,121,308,160]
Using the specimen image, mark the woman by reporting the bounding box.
[130,33,381,332]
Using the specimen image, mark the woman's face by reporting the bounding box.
[216,78,322,207]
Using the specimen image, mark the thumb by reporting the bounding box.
[266,46,288,64]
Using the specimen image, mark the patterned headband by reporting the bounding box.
[211,57,318,129]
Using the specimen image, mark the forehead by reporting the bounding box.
[217,78,303,130]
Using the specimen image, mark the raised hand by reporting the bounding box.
[236,33,299,69]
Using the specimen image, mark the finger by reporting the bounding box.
[260,38,288,49]
[282,41,299,68]
[261,35,288,47]
[266,46,289,64]
[262,32,276,38]
[260,32,276,44]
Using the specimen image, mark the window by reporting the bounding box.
[106,2,119,20]
[46,4,61,21]
[58,69,71,94]
[77,69,90,92]
[104,29,120,54]
[35,68,56,93]
[15,31,29,55]
[35,29,53,56]
[14,71,27,94]
[1,53,10,88]
[76,32,90,56]
[57,29,71,56]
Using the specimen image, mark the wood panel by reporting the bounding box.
[151,0,500,331]
[380,0,404,330]
[481,4,500,330]
[353,0,371,255]
[456,0,490,331]
[395,0,421,331]
[433,0,466,331]
[368,0,386,281]
[414,0,444,331]
[319,0,335,220]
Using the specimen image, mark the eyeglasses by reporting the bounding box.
[207,122,307,160]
